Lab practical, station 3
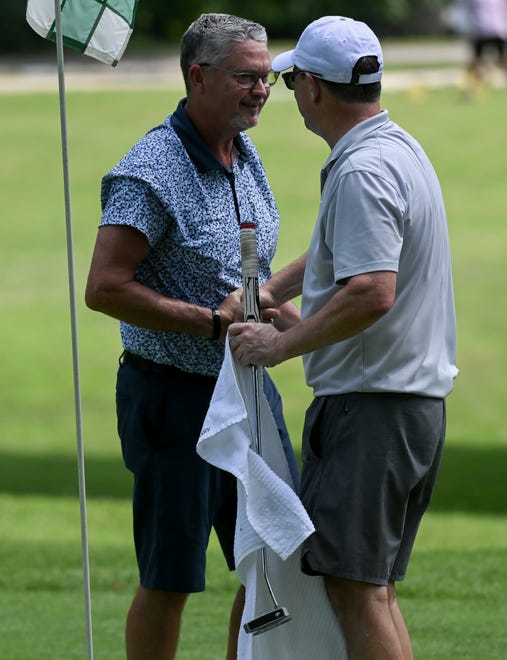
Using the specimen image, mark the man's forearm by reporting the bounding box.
[229,271,397,367]
[274,301,301,331]
[263,253,307,305]
[276,271,396,361]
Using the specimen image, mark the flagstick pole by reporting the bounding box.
[53,1,94,658]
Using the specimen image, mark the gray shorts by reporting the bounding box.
[300,392,446,586]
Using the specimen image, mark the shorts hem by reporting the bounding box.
[140,576,205,594]
[301,552,391,586]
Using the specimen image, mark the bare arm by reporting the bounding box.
[85,225,241,340]
[253,252,306,329]
[262,252,307,306]
[273,301,301,331]
[229,271,396,366]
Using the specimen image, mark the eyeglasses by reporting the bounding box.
[199,63,279,89]
[282,70,307,91]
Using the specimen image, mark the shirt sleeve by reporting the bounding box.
[326,170,405,283]
[100,176,170,248]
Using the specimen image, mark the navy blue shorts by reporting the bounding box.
[116,352,297,593]
[300,392,446,586]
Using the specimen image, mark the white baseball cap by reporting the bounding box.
[272,16,383,85]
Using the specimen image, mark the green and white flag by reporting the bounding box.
[26,0,138,66]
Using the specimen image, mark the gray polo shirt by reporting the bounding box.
[302,110,458,397]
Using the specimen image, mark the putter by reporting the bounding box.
[240,222,292,635]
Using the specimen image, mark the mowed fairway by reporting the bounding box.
[1,80,506,658]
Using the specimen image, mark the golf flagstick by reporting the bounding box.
[239,222,291,635]
[53,3,93,657]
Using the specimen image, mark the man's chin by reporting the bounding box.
[232,117,259,132]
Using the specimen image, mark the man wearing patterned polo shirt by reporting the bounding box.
[86,13,299,660]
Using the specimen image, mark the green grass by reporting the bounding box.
[1,83,507,658]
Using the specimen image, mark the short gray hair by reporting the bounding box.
[180,14,268,92]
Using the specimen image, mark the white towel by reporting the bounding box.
[198,340,347,659]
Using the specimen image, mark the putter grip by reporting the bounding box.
[240,222,261,323]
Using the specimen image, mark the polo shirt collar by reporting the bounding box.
[170,98,248,173]
[322,110,390,185]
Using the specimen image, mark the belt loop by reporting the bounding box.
[119,350,126,367]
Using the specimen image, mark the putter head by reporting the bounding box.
[243,607,291,635]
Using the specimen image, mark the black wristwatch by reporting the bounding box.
[210,308,221,340]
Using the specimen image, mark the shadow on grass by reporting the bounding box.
[429,443,507,515]
[0,444,505,514]
[0,452,132,499]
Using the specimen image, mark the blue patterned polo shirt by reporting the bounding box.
[100,99,280,377]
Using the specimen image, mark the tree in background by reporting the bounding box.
[4,0,451,54]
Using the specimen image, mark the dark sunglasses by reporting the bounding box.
[282,70,306,90]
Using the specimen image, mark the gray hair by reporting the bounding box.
[180,14,268,92]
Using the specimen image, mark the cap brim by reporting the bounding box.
[272,49,296,72]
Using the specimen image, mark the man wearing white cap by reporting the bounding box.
[230,16,458,660]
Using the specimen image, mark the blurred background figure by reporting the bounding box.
[463,0,507,83]
[442,0,507,92]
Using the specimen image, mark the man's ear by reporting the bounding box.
[306,74,322,103]
[188,64,206,93]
